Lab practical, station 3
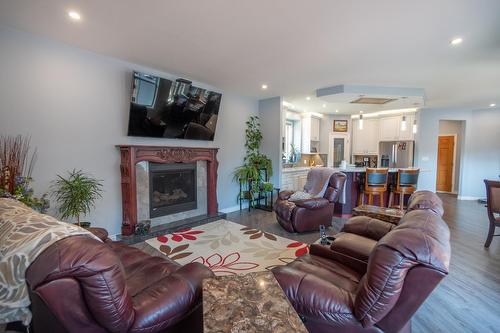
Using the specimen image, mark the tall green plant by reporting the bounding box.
[51,169,103,226]
[233,116,273,203]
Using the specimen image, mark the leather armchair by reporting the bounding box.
[274,171,347,233]
[26,228,214,333]
[272,191,451,333]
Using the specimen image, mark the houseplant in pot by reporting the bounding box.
[51,169,103,228]
[233,116,273,206]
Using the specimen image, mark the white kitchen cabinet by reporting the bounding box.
[379,116,400,141]
[379,115,414,141]
[310,117,320,141]
[352,118,379,155]
[301,115,321,153]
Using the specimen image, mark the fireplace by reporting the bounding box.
[149,163,197,218]
[117,145,220,236]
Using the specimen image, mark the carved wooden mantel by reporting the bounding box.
[117,145,219,236]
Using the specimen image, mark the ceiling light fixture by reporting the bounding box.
[401,115,407,131]
[413,119,418,134]
[359,114,364,130]
[261,84,268,90]
[68,11,81,20]
[306,96,311,101]
[489,103,496,107]
[335,110,339,113]
[322,104,326,108]
[450,37,463,45]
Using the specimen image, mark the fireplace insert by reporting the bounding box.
[149,162,197,218]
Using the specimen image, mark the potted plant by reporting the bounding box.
[233,116,273,206]
[51,169,103,228]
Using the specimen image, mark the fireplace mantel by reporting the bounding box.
[117,145,219,236]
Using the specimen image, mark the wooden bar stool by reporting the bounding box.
[360,168,389,207]
[389,169,420,210]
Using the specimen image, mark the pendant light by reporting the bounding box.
[358,114,364,130]
[412,118,418,134]
[401,115,407,131]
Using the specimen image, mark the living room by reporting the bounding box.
[1,1,499,333]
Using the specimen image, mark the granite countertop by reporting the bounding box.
[283,166,429,173]
[202,271,308,333]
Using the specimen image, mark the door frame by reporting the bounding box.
[436,134,457,194]
[328,132,350,167]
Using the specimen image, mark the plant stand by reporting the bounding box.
[253,187,279,212]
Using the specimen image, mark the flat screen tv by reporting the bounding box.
[127,72,222,140]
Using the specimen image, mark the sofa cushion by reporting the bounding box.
[273,254,360,324]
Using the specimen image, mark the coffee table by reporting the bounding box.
[352,204,404,225]
[202,271,308,333]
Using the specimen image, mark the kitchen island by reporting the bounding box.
[281,166,424,217]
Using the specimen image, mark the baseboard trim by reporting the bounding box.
[220,203,249,214]
[457,196,482,200]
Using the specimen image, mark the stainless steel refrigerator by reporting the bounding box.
[379,141,415,168]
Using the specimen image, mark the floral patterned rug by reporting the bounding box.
[145,219,309,276]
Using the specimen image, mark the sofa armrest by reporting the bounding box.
[87,227,109,241]
[278,190,295,200]
[294,197,329,210]
[341,216,395,241]
[309,244,368,275]
[131,262,214,332]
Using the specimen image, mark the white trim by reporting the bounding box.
[220,203,249,214]
[437,134,457,193]
[457,196,482,200]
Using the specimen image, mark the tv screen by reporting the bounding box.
[127,72,222,140]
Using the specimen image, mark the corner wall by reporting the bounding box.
[0,27,259,235]
[258,97,283,188]
[416,107,500,199]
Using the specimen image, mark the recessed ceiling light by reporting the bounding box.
[335,110,339,113]
[359,111,364,114]
[450,37,463,45]
[261,84,268,90]
[322,104,326,108]
[490,103,496,107]
[68,11,81,21]
[306,96,311,100]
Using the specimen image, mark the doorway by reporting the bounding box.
[436,120,465,194]
[436,135,455,192]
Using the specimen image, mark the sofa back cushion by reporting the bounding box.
[323,172,347,203]
[354,209,450,327]
[26,236,135,333]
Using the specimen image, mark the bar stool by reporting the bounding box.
[360,168,389,207]
[389,169,420,210]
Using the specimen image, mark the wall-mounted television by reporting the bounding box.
[127,72,222,141]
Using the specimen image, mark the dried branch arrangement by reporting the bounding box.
[0,135,37,193]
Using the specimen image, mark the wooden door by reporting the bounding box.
[436,136,454,192]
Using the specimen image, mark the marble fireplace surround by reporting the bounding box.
[117,145,219,236]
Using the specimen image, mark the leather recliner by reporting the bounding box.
[274,171,347,233]
[25,228,214,333]
[272,191,451,333]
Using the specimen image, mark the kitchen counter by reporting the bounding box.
[282,166,428,173]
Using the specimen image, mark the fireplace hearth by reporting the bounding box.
[149,163,197,218]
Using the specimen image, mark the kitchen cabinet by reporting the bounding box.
[352,118,379,155]
[379,115,414,141]
[281,168,310,191]
[301,115,321,153]
[310,117,320,141]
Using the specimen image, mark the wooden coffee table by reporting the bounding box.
[202,271,308,333]
[352,204,404,225]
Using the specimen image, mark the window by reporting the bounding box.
[285,121,294,161]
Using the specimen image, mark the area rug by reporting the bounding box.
[145,219,310,276]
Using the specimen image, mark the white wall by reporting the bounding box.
[0,27,258,235]
[416,107,500,199]
[259,97,283,187]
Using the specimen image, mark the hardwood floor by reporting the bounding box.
[136,194,500,333]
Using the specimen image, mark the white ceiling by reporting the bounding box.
[1,0,499,110]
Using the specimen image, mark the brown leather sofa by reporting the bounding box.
[274,171,347,233]
[26,228,214,333]
[272,191,450,333]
